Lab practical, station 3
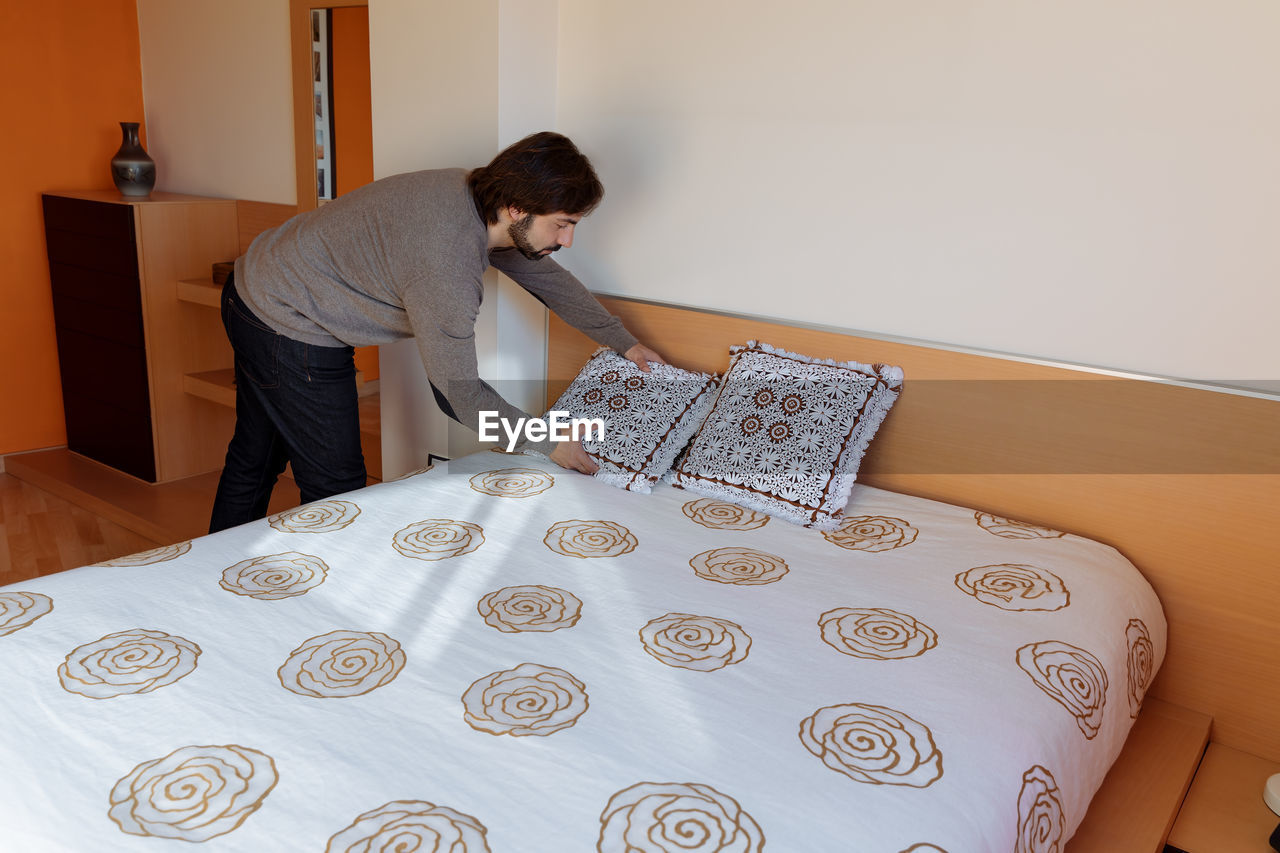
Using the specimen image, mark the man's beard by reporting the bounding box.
[508,214,560,261]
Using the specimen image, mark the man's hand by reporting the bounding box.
[549,439,599,474]
[623,343,667,373]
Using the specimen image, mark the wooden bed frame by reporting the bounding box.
[548,295,1280,851]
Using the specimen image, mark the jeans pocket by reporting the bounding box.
[303,344,356,385]
[224,296,280,389]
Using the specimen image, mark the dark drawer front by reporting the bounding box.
[51,293,145,350]
[42,196,139,278]
[47,262,142,315]
[53,327,152,418]
[61,393,156,482]
[43,195,155,481]
[42,195,135,240]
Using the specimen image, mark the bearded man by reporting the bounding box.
[210,132,660,532]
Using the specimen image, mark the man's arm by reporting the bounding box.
[488,251,639,356]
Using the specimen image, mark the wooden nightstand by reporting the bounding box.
[1166,743,1280,853]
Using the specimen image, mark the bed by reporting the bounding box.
[0,430,1163,851]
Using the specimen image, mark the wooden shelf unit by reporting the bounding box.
[42,191,239,483]
[176,276,223,308]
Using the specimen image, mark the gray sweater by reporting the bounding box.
[234,168,637,449]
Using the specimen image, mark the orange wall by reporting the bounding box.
[332,7,374,198]
[1,1,146,455]
[331,6,378,381]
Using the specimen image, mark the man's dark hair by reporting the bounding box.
[468,132,604,224]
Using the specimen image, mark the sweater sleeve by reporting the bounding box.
[402,275,556,454]
[488,250,639,355]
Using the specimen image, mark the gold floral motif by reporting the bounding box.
[108,744,277,842]
[798,702,943,788]
[597,781,764,853]
[468,468,555,498]
[220,552,328,599]
[99,541,191,566]
[543,520,637,558]
[1126,619,1155,718]
[974,512,1064,540]
[954,564,1069,612]
[1015,765,1064,853]
[1016,640,1108,739]
[326,800,491,852]
[462,662,588,736]
[639,613,752,671]
[818,608,938,660]
[394,519,485,561]
[477,585,582,633]
[268,500,361,533]
[59,629,201,699]
[681,499,770,531]
[689,548,789,585]
[278,630,406,698]
[822,516,919,552]
[0,591,53,637]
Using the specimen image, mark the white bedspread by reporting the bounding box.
[0,451,1164,852]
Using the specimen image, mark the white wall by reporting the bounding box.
[556,0,1280,384]
[136,0,295,203]
[371,0,558,475]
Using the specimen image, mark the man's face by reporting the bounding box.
[508,211,580,261]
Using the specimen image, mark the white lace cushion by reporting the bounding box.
[665,341,903,529]
[536,349,720,492]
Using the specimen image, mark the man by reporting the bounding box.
[209,132,661,533]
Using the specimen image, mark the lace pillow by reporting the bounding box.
[535,348,719,493]
[665,341,903,529]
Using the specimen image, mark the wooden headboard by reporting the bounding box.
[548,295,1280,763]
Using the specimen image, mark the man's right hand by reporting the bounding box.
[549,439,599,474]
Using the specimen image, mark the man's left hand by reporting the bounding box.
[623,343,667,373]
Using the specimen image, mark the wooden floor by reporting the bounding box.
[0,472,159,585]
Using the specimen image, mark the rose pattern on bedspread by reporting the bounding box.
[0,591,52,636]
[798,702,943,788]
[597,782,764,853]
[393,519,486,561]
[974,512,1064,540]
[326,800,491,852]
[822,515,918,552]
[1015,764,1065,853]
[98,541,191,566]
[688,547,789,585]
[639,613,752,671]
[477,585,583,633]
[58,629,200,698]
[543,520,637,558]
[681,498,771,530]
[268,499,362,533]
[278,630,406,698]
[108,744,277,842]
[954,564,1070,611]
[462,662,589,736]
[1126,619,1155,717]
[469,467,555,498]
[818,608,938,660]
[220,552,329,599]
[1016,640,1109,738]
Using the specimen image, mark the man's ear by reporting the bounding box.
[505,205,526,222]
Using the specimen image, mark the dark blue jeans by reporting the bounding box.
[209,275,366,532]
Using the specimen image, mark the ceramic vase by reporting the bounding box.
[110,122,156,197]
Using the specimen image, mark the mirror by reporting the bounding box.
[290,0,372,212]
